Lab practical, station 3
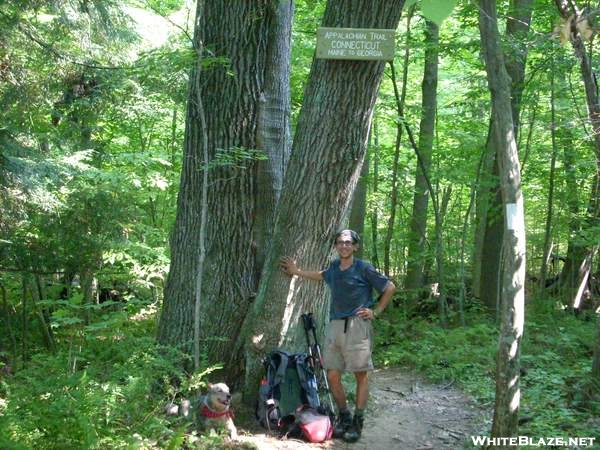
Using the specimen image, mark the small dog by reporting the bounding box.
[197,382,238,439]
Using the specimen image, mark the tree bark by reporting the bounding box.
[370,120,381,268]
[158,1,292,382]
[479,0,527,443]
[405,18,439,303]
[474,0,533,315]
[241,0,406,401]
[348,149,369,259]
[255,0,294,272]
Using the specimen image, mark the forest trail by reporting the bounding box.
[235,367,488,450]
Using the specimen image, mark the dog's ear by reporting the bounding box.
[207,383,213,390]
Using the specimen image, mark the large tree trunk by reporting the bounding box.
[405,18,439,303]
[158,2,292,382]
[479,0,527,443]
[473,0,533,315]
[472,129,496,301]
[478,167,504,314]
[255,1,294,272]
[241,0,406,401]
[348,150,369,259]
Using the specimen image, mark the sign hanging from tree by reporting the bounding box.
[316,27,395,61]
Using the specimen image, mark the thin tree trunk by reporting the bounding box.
[505,0,533,133]
[384,8,413,278]
[1,280,17,361]
[472,126,496,301]
[80,269,95,325]
[474,0,533,315]
[539,70,558,295]
[241,0,406,402]
[479,0,527,442]
[404,123,447,327]
[459,176,479,327]
[20,275,28,367]
[33,275,55,352]
[370,120,381,269]
[405,18,439,305]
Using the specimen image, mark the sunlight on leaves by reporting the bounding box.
[149,173,169,190]
[61,150,94,170]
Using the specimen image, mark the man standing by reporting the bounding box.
[280,229,396,443]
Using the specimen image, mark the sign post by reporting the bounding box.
[316,27,395,61]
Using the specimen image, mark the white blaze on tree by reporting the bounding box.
[479,0,527,443]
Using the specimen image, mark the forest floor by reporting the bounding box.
[232,366,489,450]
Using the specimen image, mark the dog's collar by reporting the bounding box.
[200,401,234,419]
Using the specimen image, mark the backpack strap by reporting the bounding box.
[271,351,290,388]
[294,353,320,408]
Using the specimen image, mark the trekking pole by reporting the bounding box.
[302,313,315,358]
[301,313,335,415]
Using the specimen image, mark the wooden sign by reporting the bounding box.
[316,27,395,61]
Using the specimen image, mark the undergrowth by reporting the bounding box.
[0,312,237,450]
[374,306,600,442]
[1,302,598,448]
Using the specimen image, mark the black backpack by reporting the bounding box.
[256,350,322,434]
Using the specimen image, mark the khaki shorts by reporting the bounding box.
[322,316,374,372]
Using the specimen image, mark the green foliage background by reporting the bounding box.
[0,0,599,448]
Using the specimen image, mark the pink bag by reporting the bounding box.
[295,406,333,443]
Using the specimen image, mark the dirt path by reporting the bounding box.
[235,367,488,450]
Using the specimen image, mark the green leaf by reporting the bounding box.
[421,0,457,26]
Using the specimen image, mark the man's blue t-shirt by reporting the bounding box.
[322,259,390,320]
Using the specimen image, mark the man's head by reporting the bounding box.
[334,229,360,245]
[333,230,360,258]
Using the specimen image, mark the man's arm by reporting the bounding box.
[280,256,324,281]
[373,281,396,317]
[356,280,396,320]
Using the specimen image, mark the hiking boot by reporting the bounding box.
[333,411,352,438]
[343,414,364,443]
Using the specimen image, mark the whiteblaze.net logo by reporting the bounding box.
[470,436,597,447]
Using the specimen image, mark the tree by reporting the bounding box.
[553,0,600,406]
[241,0,406,399]
[473,0,533,315]
[479,0,527,442]
[553,1,600,312]
[384,8,414,279]
[405,16,439,306]
[157,1,293,379]
[348,151,369,259]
